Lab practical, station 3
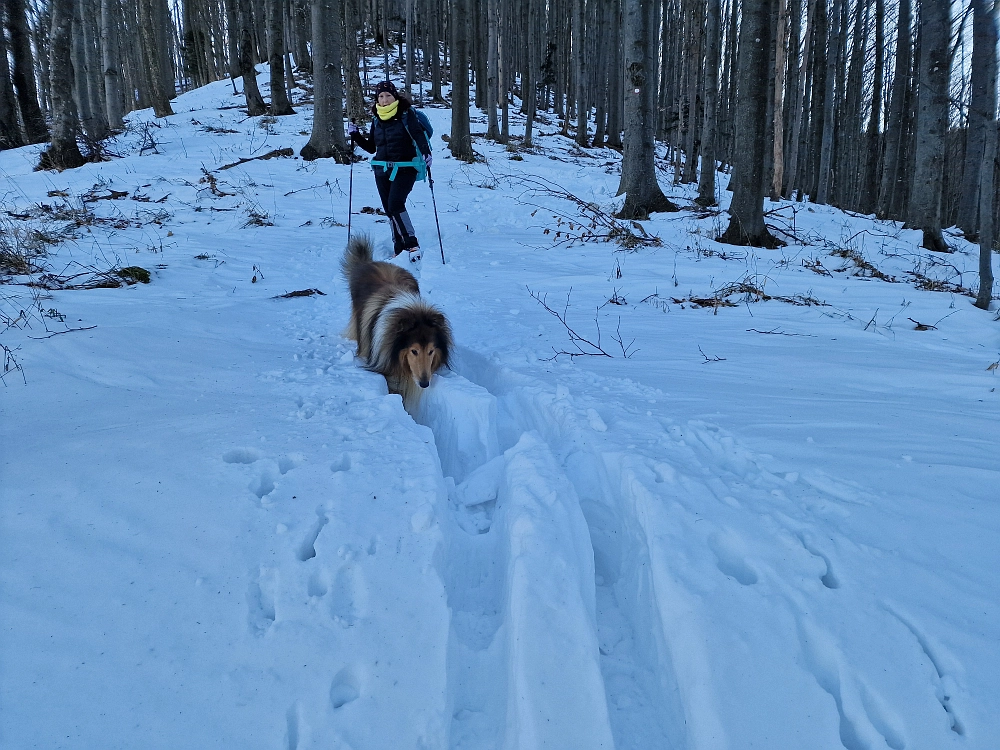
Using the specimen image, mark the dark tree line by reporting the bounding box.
[1,0,997,303]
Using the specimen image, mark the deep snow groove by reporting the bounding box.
[417,371,615,748]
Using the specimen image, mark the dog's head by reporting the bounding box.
[393,309,452,390]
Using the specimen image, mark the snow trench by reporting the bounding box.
[414,350,700,750]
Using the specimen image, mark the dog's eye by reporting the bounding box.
[410,348,419,356]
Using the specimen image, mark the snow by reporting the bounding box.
[1,70,997,749]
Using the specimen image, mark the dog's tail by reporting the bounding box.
[341,234,375,280]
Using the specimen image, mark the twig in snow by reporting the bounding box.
[698,345,726,363]
[528,286,614,360]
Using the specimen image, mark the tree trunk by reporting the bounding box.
[975,122,997,309]
[908,0,950,251]
[859,0,884,214]
[815,0,841,204]
[486,0,500,138]
[450,0,474,161]
[101,0,125,129]
[6,0,49,142]
[696,0,720,205]
[877,0,910,218]
[39,0,87,169]
[771,0,788,200]
[231,0,268,115]
[785,0,815,199]
[138,0,174,116]
[720,0,780,247]
[959,0,999,237]
[267,0,295,114]
[616,0,675,218]
[573,0,587,145]
[0,25,24,150]
[301,0,351,161]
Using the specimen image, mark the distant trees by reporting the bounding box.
[2,0,997,307]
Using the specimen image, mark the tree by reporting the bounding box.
[300,0,351,161]
[616,0,676,219]
[0,24,23,150]
[229,0,267,115]
[975,122,997,309]
[877,0,912,219]
[6,0,49,142]
[138,0,175,116]
[696,0,721,206]
[908,0,951,252]
[719,0,780,247]
[38,0,87,170]
[266,0,295,114]
[450,0,474,161]
[101,0,125,130]
[959,0,999,238]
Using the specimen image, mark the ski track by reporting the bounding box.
[247,291,964,750]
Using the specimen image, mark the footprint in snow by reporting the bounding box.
[329,666,361,709]
[708,532,759,586]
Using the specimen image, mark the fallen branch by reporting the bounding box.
[27,325,97,340]
[217,147,294,171]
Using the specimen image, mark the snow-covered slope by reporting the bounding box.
[2,71,997,750]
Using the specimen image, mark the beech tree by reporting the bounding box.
[300,0,351,161]
[720,0,779,247]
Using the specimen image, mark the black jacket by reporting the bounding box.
[351,99,431,163]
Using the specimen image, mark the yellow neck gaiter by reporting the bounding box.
[376,100,399,121]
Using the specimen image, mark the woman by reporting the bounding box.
[349,81,432,262]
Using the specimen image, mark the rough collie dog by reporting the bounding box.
[341,235,453,413]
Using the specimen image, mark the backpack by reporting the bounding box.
[409,109,433,141]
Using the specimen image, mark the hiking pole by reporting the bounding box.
[347,120,355,240]
[427,166,446,264]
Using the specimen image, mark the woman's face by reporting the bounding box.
[377,91,396,107]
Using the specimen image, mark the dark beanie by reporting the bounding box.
[374,80,398,99]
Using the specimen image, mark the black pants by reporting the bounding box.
[374,166,419,254]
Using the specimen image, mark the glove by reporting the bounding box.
[424,152,433,169]
[347,121,359,135]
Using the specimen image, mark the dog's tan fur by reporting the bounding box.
[342,235,452,413]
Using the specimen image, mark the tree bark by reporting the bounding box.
[876,0,911,218]
[859,0,884,214]
[616,0,676,218]
[959,0,999,237]
[267,0,295,114]
[0,23,24,150]
[720,0,780,247]
[231,0,268,115]
[138,0,174,116]
[6,0,49,142]
[450,0,474,161]
[975,122,997,309]
[815,0,841,204]
[100,0,125,129]
[771,0,788,200]
[39,0,87,169]
[696,0,720,206]
[908,0,950,251]
[301,0,351,161]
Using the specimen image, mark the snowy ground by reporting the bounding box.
[2,71,998,750]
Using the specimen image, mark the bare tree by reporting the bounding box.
[39,0,87,169]
[908,0,951,252]
[266,0,295,114]
[975,122,997,309]
[616,0,676,219]
[101,0,125,129]
[6,0,49,142]
[450,0,474,161]
[138,0,175,116]
[301,0,351,161]
[0,25,23,149]
[696,0,721,206]
[229,0,267,114]
[720,0,780,247]
[959,0,999,238]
